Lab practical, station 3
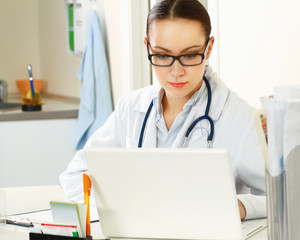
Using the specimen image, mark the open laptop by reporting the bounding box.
[85,148,267,240]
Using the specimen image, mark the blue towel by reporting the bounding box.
[75,11,113,150]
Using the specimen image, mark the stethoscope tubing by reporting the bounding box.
[138,100,154,148]
[138,76,214,148]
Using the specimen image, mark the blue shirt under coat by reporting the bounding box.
[153,84,206,148]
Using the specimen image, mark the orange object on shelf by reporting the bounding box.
[83,173,91,236]
[16,79,44,95]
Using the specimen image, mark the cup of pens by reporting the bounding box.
[21,64,42,111]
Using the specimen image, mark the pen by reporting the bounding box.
[6,219,33,227]
[83,173,91,236]
[27,64,35,99]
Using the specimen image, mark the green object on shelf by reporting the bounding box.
[68,4,74,52]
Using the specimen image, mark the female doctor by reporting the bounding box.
[60,0,266,221]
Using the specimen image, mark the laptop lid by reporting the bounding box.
[85,148,243,240]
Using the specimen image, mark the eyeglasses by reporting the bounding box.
[147,40,210,67]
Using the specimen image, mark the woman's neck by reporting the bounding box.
[162,94,188,130]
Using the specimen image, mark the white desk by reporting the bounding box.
[248,228,268,240]
[0,223,268,240]
[0,185,268,240]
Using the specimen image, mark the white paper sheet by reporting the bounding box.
[267,98,287,176]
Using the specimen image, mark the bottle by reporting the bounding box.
[0,80,7,103]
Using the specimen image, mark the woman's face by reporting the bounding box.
[146,18,213,104]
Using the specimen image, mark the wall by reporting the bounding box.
[98,0,128,104]
[38,0,82,98]
[98,0,151,104]
[0,0,41,93]
[219,0,300,108]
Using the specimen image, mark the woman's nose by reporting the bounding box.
[170,59,184,78]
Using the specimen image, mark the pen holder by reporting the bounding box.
[266,146,300,240]
[30,232,93,240]
[21,89,42,111]
[265,170,285,240]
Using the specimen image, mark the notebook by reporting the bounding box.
[85,148,266,240]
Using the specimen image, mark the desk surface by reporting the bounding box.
[0,185,268,240]
[0,185,65,215]
[0,223,268,240]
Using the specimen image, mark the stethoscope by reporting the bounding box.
[138,75,214,148]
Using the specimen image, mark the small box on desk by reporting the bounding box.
[30,232,93,240]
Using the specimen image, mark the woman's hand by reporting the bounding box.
[238,200,246,220]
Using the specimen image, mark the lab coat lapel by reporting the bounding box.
[132,85,160,148]
[142,108,157,147]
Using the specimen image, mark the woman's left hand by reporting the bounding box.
[238,200,246,220]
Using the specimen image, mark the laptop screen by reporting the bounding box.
[85,148,243,240]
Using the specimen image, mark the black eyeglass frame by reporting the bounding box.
[147,39,210,67]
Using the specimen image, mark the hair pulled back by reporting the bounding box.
[146,0,211,41]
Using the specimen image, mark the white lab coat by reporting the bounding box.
[60,66,266,220]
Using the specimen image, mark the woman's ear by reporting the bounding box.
[205,36,215,60]
[144,37,148,47]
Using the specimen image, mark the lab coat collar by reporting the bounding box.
[152,88,165,116]
[133,84,160,113]
[202,65,229,121]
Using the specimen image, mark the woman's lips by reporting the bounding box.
[168,82,188,88]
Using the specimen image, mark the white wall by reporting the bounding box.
[100,0,129,104]
[38,0,82,98]
[218,0,300,108]
[0,0,41,93]
[96,0,151,104]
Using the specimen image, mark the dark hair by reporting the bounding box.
[147,0,211,40]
